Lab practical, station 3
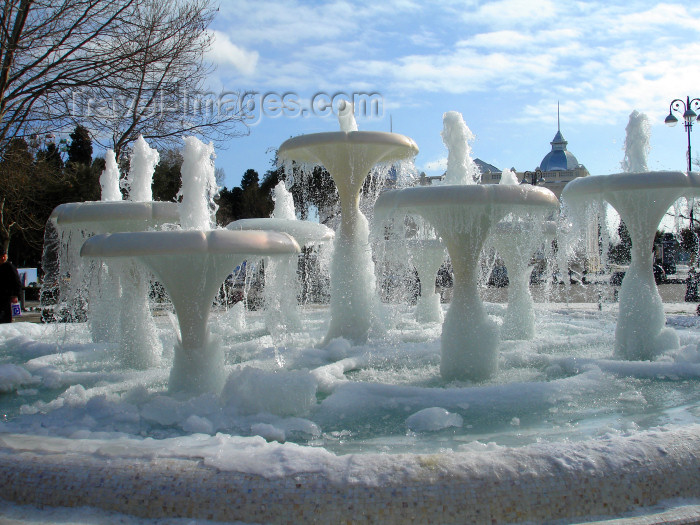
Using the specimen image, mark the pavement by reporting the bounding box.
[12,274,700,326]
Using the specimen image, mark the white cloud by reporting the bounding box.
[208,0,700,129]
[468,0,560,28]
[208,30,259,76]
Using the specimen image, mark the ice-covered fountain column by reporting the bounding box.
[491,221,555,340]
[117,136,164,368]
[82,137,301,394]
[86,149,122,342]
[226,181,334,335]
[375,185,559,381]
[278,110,418,345]
[409,239,445,323]
[564,171,700,360]
[489,170,557,340]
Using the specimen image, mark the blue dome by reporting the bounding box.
[539,129,581,171]
[539,149,580,171]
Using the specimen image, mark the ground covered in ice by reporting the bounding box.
[2,300,700,459]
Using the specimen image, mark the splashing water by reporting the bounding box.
[441,111,479,185]
[124,135,159,202]
[622,110,651,173]
[179,137,218,230]
[100,150,122,201]
[272,181,296,220]
[499,168,519,185]
[338,100,358,132]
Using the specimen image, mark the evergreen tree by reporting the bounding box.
[68,125,93,166]
[609,221,632,265]
[152,149,183,202]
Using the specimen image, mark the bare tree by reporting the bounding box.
[70,0,247,158]
[0,0,246,159]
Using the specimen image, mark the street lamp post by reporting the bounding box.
[521,168,544,186]
[665,96,700,267]
[665,96,700,214]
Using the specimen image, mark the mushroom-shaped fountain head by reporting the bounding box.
[81,229,300,394]
[375,183,559,382]
[563,171,700,360]
[278,131,418,345]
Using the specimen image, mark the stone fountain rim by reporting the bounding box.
[1,424,699,523]
[226,218,335,246]
[80,229,300,258]
[277,131,419,162]
[50,201,179,226]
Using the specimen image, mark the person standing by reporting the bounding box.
[0,239,22,323]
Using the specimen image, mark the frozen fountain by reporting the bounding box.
[227,181,334,333]
[490,169,558,340]
[47,138,179,367]
[278,102,418,344]
[408,238,446,323]
[563,111,700,360]
[376,113,559,380]
[565,172,700,359]
[376,183,558,381]
[81,137,300,393]
[3,117,700,524]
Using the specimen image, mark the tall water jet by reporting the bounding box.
[441,111,480,185]
[622,110,651,173]
[123,135,159,202]
[100,149,122,202]
[278,103,418,345]
[180,137,218,230]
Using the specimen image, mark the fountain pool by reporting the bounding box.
[1,300,700,522]
[3,117,700,522]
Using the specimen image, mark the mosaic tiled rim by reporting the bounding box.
[1,426,699,524]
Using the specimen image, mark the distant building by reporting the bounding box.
[479,114,599,272]
[480,125,590,199]
[524,127,589,199]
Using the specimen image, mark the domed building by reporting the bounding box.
[481,110,589,198]
[481,112,599,273]
[532,126,589,199]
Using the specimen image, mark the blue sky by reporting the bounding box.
[205,0,700,189]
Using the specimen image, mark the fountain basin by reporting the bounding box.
[1,425,699,523]
[50,201,179,230]
[2,297,700,522]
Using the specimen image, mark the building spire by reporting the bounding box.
[557,101,560,132]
